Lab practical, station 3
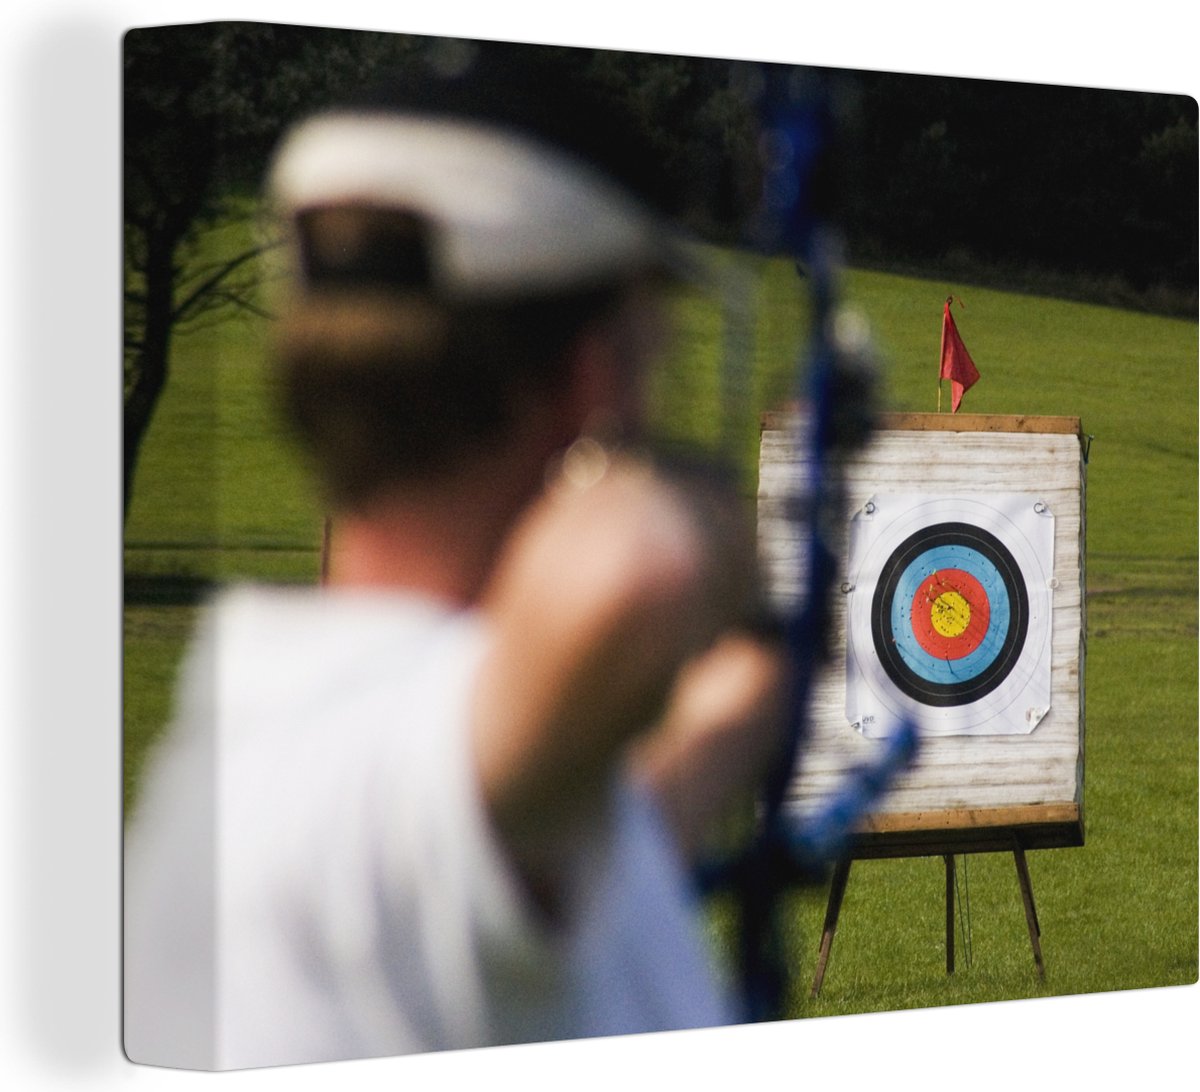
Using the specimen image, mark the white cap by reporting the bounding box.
[269,112,691,299]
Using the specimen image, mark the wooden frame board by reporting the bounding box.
[758,412,1087,849]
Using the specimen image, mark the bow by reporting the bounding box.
[696,63,919,1023]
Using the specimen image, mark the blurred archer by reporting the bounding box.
[123,42,788,1070]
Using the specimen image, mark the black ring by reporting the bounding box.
[869,521,1029,707]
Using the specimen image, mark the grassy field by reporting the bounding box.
[123,238,1197,1019]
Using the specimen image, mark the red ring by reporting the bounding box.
[910,568,990,660]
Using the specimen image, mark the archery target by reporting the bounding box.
[845,494,1055,737]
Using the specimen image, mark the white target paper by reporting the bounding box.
[845,493,1055,737]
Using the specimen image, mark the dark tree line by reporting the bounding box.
[123,23,1197,519]
[838,71,1197,301]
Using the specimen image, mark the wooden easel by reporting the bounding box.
[808,805,1081,997]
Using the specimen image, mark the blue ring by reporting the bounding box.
[889,545,1011,683]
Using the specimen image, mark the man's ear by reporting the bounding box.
[561,297,661,445]
[503,325,615,466]
[561,325,628,441]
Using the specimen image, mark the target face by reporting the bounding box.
[846,495,1054,737]
[872,522,1028,707]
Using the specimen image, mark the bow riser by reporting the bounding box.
[727,65,921,1023]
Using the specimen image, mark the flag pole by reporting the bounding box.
[937,295,951,413]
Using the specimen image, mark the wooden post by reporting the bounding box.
[944,854,956,974]
[810,857,852,998]
[1013,846,1045,976]
[319,516,332,585]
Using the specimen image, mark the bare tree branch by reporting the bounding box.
[172,242,279,324]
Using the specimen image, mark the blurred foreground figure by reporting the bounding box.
[124,45,783,1070]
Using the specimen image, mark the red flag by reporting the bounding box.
[939,297,980,412]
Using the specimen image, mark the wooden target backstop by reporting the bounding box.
[758,412,1088,989]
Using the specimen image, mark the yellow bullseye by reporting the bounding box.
[929,588,971,638]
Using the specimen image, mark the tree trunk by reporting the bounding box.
[123,232,177,523]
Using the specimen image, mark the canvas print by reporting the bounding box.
[122,22,1198,1071]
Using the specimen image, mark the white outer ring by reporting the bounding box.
[845,493,1055,737]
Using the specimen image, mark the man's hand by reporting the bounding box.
[629,633,786,864]
[470,450,775,907]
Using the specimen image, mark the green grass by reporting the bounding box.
[123,234,1197,1015]
[752,630,1197,1017]
[124,301,324,584]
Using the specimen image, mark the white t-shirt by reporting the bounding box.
[123,587,734,1071]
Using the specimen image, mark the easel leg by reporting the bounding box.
[944,854,956,975]
[810,857,852,998]
[1012,847,1044,977]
